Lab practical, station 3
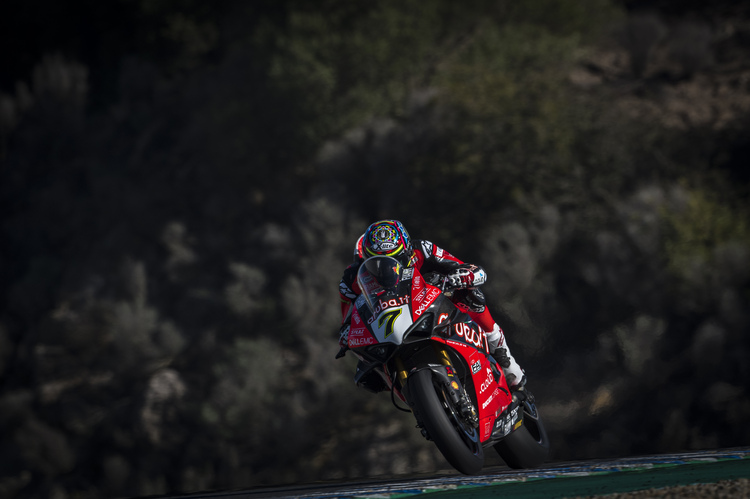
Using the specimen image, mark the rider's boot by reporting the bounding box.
[486,324,526,390]
[467,305,528,390]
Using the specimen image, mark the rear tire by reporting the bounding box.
[494,397,550,468]
[408,369,484,475]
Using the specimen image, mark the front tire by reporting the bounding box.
[408,369,484,475]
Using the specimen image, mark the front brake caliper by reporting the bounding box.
[438,366,478,428]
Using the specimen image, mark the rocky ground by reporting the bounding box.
[579,478,750,498]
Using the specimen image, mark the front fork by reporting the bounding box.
[393,343,479,427]
[392,342,452,389]
[432,343,479,427]
[408,343,479,427]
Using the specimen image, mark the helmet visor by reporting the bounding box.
[361,256,402,290]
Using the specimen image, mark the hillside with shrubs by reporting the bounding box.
[1,1,749,497]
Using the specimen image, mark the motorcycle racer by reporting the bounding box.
[337,219,526,389]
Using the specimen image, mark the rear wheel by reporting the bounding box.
[408,369,484,475]
[494,395,550,468]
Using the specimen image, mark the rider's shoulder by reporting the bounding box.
[415,239,453,260]
[342,261,362,280]
[413,239,436,256]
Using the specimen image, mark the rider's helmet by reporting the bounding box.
[353,234,365,262]
[362,220,414,267]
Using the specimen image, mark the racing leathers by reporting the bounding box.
[337,239,525,387]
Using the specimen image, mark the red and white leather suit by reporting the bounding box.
[338,239,525,386]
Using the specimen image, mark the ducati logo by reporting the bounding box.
[479,368,494,394]
[453,323,487,351]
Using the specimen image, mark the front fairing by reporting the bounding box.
[353,257,417,345]
[350,256,492,350]
[350,257,513,443]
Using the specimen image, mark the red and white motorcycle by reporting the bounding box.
[337,256,549,474]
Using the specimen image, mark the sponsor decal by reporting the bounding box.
[494,405,520,436]
[402,268,414,280]
[366,296,410,324]
[435,246,444,257]
[438,313,450,324]
[349,336,377,347]
[349,322,378,347]
[348,324,377,347]
[482,387,500,410]
[352,313,362,325]
[471,360,482,375]
[453,322,487,351]
[451,381,459,390]
[473,269,487,285]
[479,367,494,394]
[386,296,409,308]
[414,287,441,316]
[360,273,381,295]
[446,339,468,350]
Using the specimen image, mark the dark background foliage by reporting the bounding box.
[1,0,750,497]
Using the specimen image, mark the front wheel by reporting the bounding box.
[408,369,484,475]
[494,395,550,468]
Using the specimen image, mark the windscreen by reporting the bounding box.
[356,256,402,313]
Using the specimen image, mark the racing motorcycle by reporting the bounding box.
[337,256,549,475]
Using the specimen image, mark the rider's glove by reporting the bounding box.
[448,267,473,288]
[447,264,486,289]
[339,323,350,349]
[335,323,350,359]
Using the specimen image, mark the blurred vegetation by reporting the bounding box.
[1,0,750,497]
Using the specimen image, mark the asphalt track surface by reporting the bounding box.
[166,448,750,499]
